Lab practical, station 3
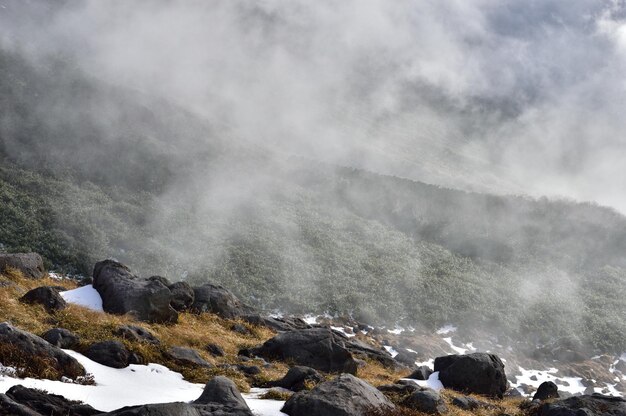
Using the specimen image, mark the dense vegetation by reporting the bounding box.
[1,47,625,355]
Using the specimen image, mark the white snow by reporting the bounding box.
[402,371,444,391]
[0,350,286,414]
[436,325,457,335]
[443,337,468,354]
[331,326,356,338]
[245,388,288,416]
[302,315,318,325]
[511,367,589,396]
[384,345,399,358]
[387,327,404,335]
[60,285,103,311]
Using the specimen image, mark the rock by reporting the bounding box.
[0,322,84,379]
[403,389,448,414]
[205,343,225,357]
[434,353,507,398]
[377,383,420,395]
[235,365,261,376]
[241,314,311,332]
[533,381,560,401]
[407,365,433,380]
[232,323,251,336]
[246,328,359,374]
[343,338,396,368]
[92,260,178,323]
[269,366,325,392]
[41,328,80,349]
[5,385,101,416]
[191,283,254,319]
[506,388,523,397]
[85,341,132,368]
[0,393,42,416]
[105,402,202,416]
[168,281,194,311]
[452,396,491,410]
[114,325,160,344]
[282,373,395,416]
[20,286,67,312]
[168,346,212,368]
[539,394,626,416]
[531,375,539,381]
[0,253,46,279]
[395,348,419,366]
[194,376,253,415]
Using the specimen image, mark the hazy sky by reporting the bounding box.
[2,0,626,212]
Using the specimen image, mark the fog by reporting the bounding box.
[2,0,626,212]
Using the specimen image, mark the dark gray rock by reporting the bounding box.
[5,385,101,415]
[533,381,560,401]
[434,352,507,398]
[20,286,67,312]
[104,403,202,416]
[205,343,225,357]
[402,389,448,414]
[452,396,491,410]
[269,366,325,392]
[241,314,311,332]
[0,253,46,279]
[114,325,160,344]
[377,382,419,395]
[193,376,253,415]
[247,328,359,374]
[168,346,212,368]
[92,260,178,323]
[394,348,419,367]
[0,393,42,416]
[343,337,396,369]
[0,322,84,379]
[85,341,131,369]
[539,394,626,416]
[407,365,433,380]
[168,281,195,311]
[191,283,254,319]
[235,365,261,376]
[41,328,80,349]
[282,373,395,416]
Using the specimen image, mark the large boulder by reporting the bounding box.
[539,394,626,416]
[190,283,254,319]
[0,253,46,279]
[5,385,101,416]
[194,376,250,410]
[402,389,447,414]
[533,381,560,401]
[434,352,507,398]
[0,322,84,379]
[85,341,135,368]
[269,366,325,391]
[282,373,395,416]
[92,260,178,323]
[407,365,433,380]
[168,281,195,311]
[41,328,80,349]
[246,328,359,374]
[20,286,67,312]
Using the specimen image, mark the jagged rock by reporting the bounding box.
[0,322,84,379]
[533,381,560,401]
[269,366,325,391]
[92,260,178,323]
[168,281,194,311]
[193,376,253,415]
[41,328,80,349]
[452,396,492,410]
[190,283,254,319]
[242,314,311,332]
[245,328,359,374]
[205,343,225,357]
[434,353,507,398]
[402,389,448,414]
[407,365,433,380]
[282,373,395,416]
[168,346,212,368]
[85,341,132,369]
[5,385,101,416]
[114,325,160,344]
[20,286,67,312]
[539,394,626,416]
[0,253,46,279]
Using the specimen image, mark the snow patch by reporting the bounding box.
[384,345,399,358]
[511,367,589,396]
[331,326,356,338]
[443,337,467,354]
[402,371,444,391]
[61,285,103,311]
[436,325,457,335]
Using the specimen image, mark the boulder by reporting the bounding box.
[85,341,132,368]
[344,338,396,368]
[533,381,559,401]
[282,373,395,416]
[434,353,507,398]
[41,328,80,349]
[246,328,359,374]
[194,376,250,410]
[168,346,212,368]
[0,322,84,379]
[269,366,325,391]
[241,314,311,332]
[539,394,626,416]
[378,382,420,395]
[452,396,492,410]
[190,283,254,318]
[5,385,101,416]
[394,348,419,367]
[0,253,46,279]
[92,260,177,323]
[402,389,447,414]
[168,281,195,311]
[20,286,67,312]
[407,365,433,380]
[105,403,202,416]
[114,325,160,344]
[0,393,42,416]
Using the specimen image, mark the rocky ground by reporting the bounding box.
[0,252,624,416]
